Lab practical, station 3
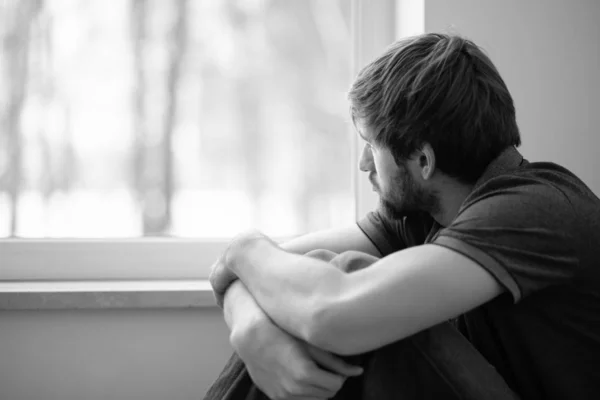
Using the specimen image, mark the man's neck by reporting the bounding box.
[430,179,474,227]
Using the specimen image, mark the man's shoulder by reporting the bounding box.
[455,159,600,254]
[469,160,594,208]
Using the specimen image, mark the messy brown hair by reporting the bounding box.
[349,33,521,183]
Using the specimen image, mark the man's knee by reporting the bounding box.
[304,249,379,273]
[330,250,380,273]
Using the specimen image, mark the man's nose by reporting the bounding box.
[358,143,373,172]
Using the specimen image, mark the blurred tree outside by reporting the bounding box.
[1,0,42,234]
[0,0,353,238]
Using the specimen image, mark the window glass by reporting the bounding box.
[0,0,353,238]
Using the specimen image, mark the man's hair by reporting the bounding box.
[348,33,521,183]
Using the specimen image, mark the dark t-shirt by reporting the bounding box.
[357,147,600,399]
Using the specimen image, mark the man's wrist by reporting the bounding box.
[231,311,268,347]
[222,280,242,311]
[218,275,239,305]
[228,295,271,350]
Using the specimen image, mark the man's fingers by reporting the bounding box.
[304,364,347,394]
[307,346,363,377]
[209,259,234,293]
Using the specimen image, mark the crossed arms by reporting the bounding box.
[212,224,505,356]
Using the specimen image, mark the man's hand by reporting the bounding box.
[209,255,237,308]
[231,316,363,400]
[209,230,274,308]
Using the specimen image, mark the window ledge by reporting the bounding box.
[0,280,217,310]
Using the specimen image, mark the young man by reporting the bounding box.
[207,33,600,399]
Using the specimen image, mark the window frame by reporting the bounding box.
[0,0,403,283]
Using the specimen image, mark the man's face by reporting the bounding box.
[356,120,437,219]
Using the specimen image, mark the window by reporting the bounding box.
[0,0,355,239]
[0,0,397,281]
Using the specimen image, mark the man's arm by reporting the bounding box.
[278,225,381,256]
[220,224,380,335]
[228,239,505,355]
[213,223,382,336]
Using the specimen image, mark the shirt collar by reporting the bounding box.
[473,146,525,190]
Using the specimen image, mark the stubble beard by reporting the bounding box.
[378,166,440,221]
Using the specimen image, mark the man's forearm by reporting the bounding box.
[221,225,376,342]
[278,226,381,257]
[220,232,342,339]
[229,238,345,343]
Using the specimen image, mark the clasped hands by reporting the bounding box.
[209,230,270,308]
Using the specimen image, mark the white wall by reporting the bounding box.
[0,309,231,400]
[425,0,600,194]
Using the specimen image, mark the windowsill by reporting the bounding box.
[0,280,217,310]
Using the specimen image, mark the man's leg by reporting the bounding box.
[359,322,519,399]
[203,350,269,400]
[204,250,519,400]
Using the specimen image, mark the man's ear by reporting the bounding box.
[419,143,436,180]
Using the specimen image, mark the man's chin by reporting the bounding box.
[379,198,407,220]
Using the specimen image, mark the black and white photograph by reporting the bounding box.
[1,0,599,399]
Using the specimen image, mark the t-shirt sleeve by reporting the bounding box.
[432,176,580,303]
[357,210,435,256]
